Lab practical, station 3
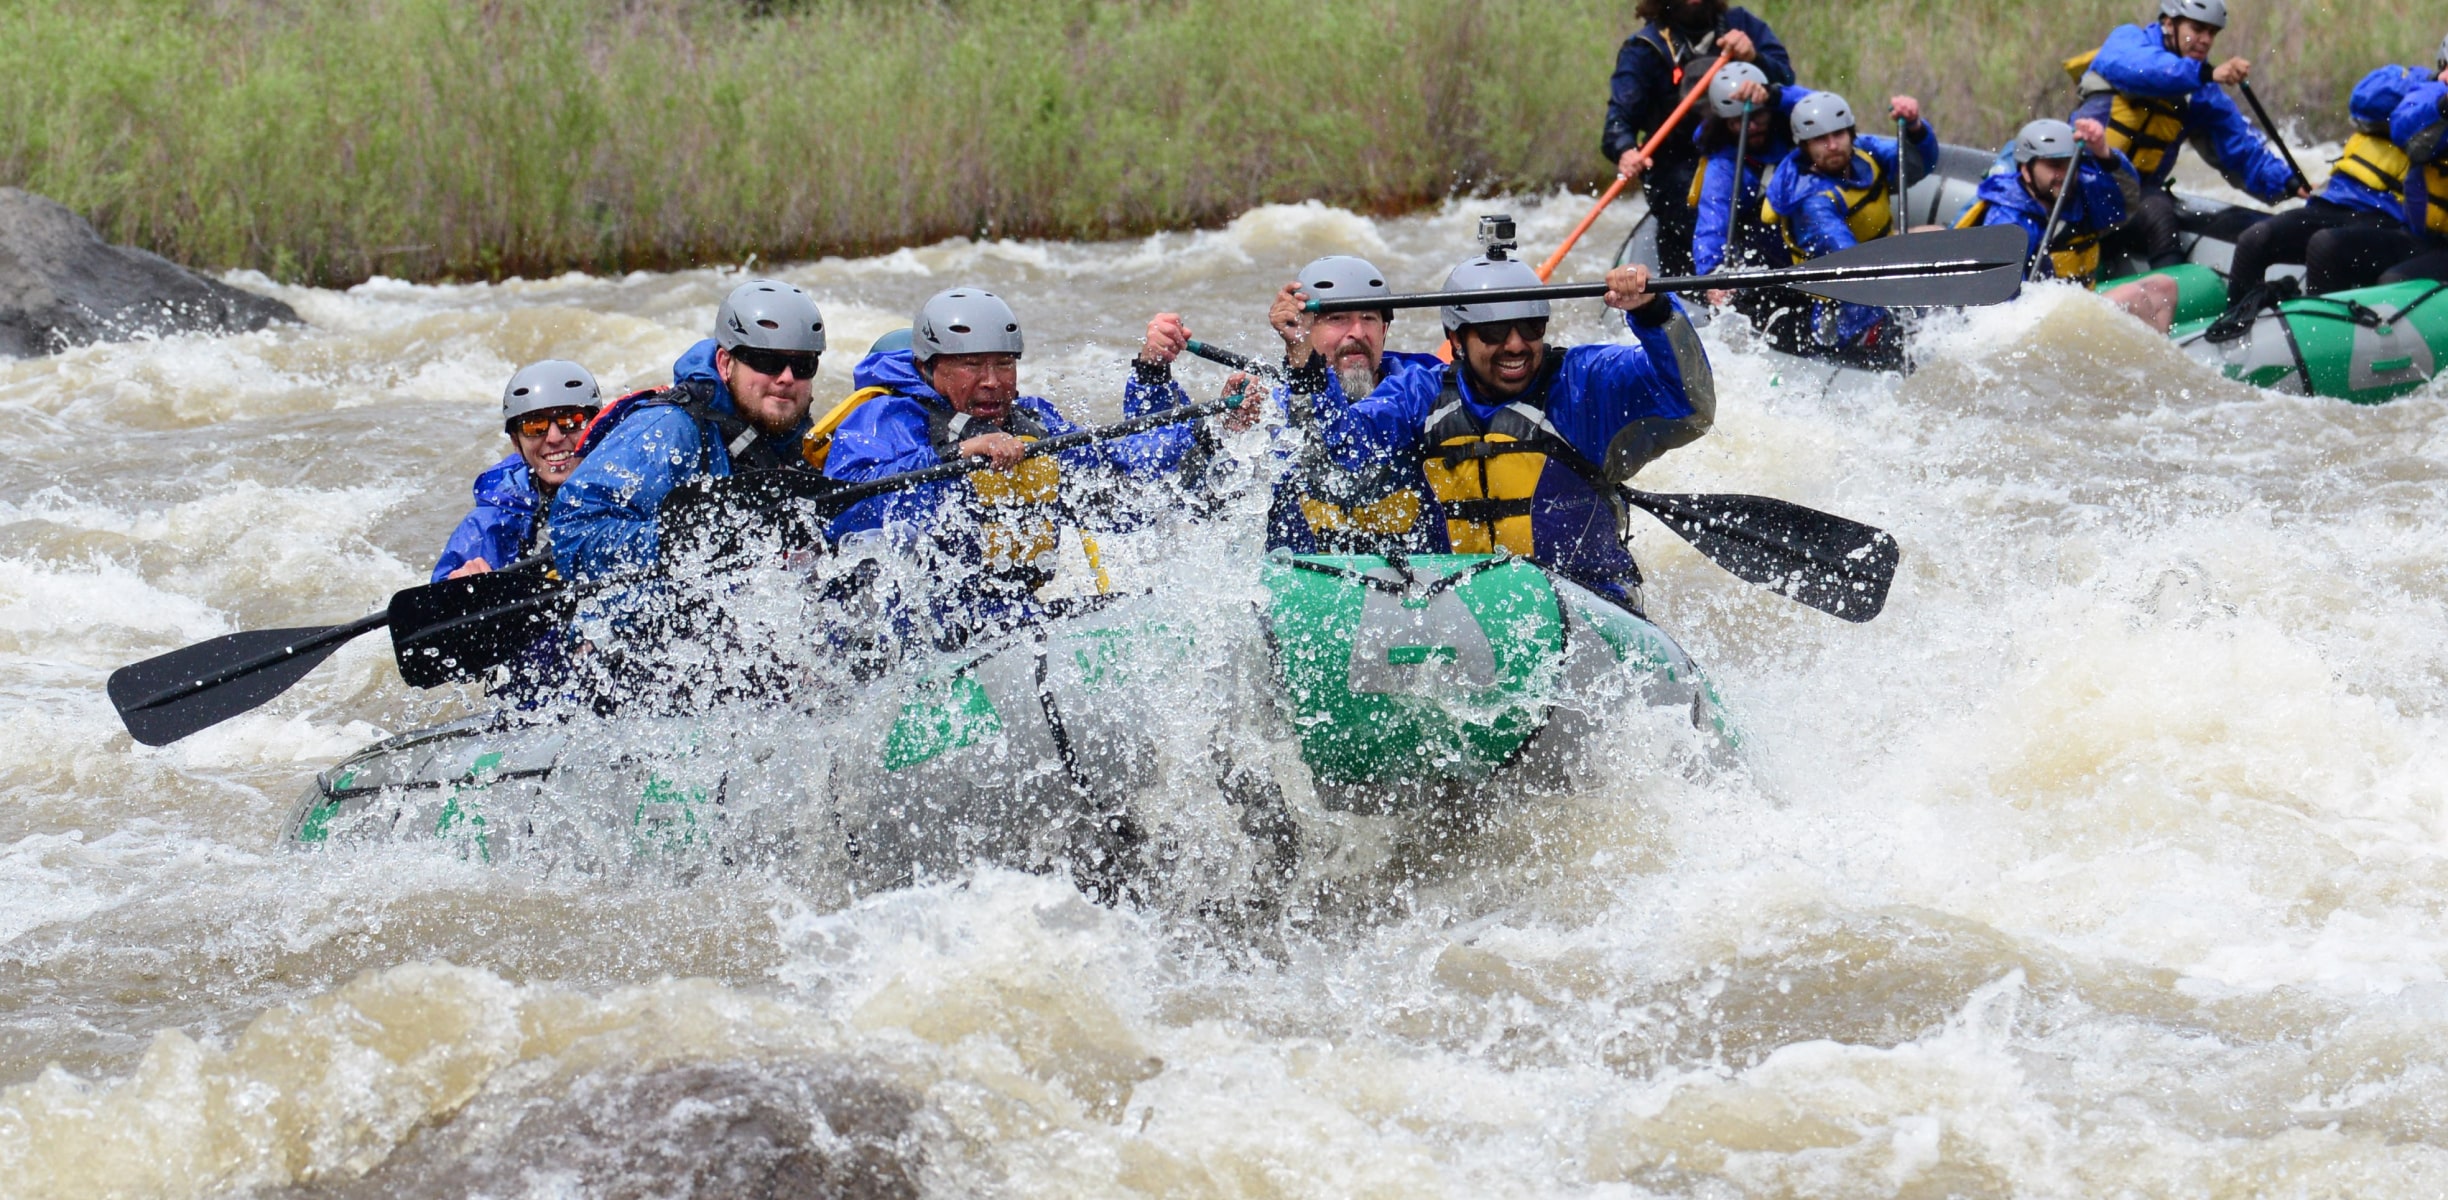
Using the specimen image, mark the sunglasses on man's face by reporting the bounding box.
[512,408,595,439]
[1467,318,1549,347]
[728,345,821,380]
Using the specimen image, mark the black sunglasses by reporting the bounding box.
[1465,318,1549,346]
[728,345,821,379]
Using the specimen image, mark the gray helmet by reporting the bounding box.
[2158,0,2227,29]
[2437,31,2447,71]
[1708,62,1770,119]
[715,279,826,354]
[868,327,913,356]
[2012,118,2080,164]
[1297,255,1393,313]
[500,358,601,425]
[911,288,1025,362]
[1791,91,1857,142]
[1438,256,1548,335]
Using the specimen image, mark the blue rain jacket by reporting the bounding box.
[1315,304,1705,592]
[431,454,539,582]
[2312,66,2425,217]
[1690,84,1814,274]
[2071,23,2298,202]
[1764,126,1939,343]
[1964,151,2133,282]
[1603,8,1794,165]
[548,338,805,579]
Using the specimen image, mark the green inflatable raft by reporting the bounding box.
[288,553,1736,884]
[2170,279,2448,405]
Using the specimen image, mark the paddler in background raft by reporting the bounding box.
[1761,91,1939,369]
[2209,63,2429,335]
[433,359,602,581]
[1686,61,1816,352]
[1604,0,1793,276]
[2349,52,2448,287]
[1958,118,2181,334]
[822,287,1254,644]
[1311,251,1713,611]
[1132,255,1442,554]
[2064,0,2308,271]
[548,279,828,580]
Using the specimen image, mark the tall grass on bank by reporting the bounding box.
[0,0,1616,284]
[0,0,2430,285]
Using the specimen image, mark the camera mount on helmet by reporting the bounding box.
[1477,214,1519,262]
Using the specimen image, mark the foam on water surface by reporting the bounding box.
[7,189,2448,1195]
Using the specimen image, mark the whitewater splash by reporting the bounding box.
[6,186,2448,1196]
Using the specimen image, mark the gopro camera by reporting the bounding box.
[1477,213,1518,260]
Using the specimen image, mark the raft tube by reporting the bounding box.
[2174,279,2448,404]
[288,553,1735,875]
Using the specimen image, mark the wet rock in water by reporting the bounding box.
[0,188,296,357]
[272,1060,922,1200]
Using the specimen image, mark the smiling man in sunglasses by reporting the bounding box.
[432,359,603,582]
[549,278,827,580]
[1312,253,1714,609]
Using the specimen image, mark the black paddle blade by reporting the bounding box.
[1798,224,2029,308]
[108,625,358,746]
[1628,490,1899,622]
[389,561,570,688]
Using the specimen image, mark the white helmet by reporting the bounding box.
[2013,119,2080,164]
[715,279,826,353]
[500,359,601,426]
[1438,256,1548,335]
[911,288,1025,362]
[1708,62,1770,120]
[1297,255,1393,313]
[2158,0,2228,30]
[1791,91,1857,142]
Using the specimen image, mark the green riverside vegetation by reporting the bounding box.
[0,0,2430,285]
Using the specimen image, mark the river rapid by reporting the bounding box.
[5,188,2448,1197]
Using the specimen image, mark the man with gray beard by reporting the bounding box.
[1132,254,1442,553]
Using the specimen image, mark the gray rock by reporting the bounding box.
[268,1058,926,1200]
[0,187,297,357]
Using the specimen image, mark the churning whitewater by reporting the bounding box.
[7,189,2448,1197]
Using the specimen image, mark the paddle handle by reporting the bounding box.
[2233,79,2309,193]
[123,609,391,714]
[1538,51,1734,282]
[1721,102,1753,269]
[1893,118,1908,237]
[1183,339,1284,381]
[2029,154,2078,284]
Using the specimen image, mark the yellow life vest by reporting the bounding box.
[1954,196,2105,286]
[1762,146,1895,258]
[2332,131,2410,205]
[1417,366,1608,557]
[2066,49,2190,180]
[927,406,1068,586]
[801,385,892,471]
[1297,488,1422,543]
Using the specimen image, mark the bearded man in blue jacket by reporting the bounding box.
[1312,256,1714,610]
[432,359,602,582]
[548,279,828,580]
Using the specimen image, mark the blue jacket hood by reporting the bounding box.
[670,338,738,414]
[2352,65,2424,131]
[852,348,942,400]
